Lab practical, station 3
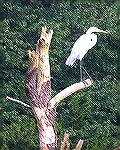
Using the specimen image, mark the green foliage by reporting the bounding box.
[57,78,119,149]
[1,0,120,149]
[1,111,39,150]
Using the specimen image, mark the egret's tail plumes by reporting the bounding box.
[65,55,76,66]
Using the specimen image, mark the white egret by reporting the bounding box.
[65,27,107,82]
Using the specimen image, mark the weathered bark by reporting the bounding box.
[25,27,57,150]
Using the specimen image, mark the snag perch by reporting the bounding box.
[24,26,92,150]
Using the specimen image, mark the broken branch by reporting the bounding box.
[6,96,31,109]
[74,139,84,150]
[60,133,70,150]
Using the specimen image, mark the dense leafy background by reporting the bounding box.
[0,0,120,149]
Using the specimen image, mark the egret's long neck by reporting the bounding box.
[86,27,97,34]
[86,30,93,34]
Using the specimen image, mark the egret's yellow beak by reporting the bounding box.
[96,28,108,34]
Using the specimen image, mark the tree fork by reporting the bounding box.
[24,26,92,150]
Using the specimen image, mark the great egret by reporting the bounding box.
[65,27,107,82]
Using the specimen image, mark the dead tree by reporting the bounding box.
[7,26,92,150]
[113,147,120,150]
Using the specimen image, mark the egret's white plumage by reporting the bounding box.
[65,27,107,81]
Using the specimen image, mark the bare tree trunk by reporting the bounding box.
[24,26,92,150]
[25,27,57,150]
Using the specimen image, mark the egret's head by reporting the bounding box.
[86,27,108,34]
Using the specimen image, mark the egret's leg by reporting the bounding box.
[80,61,83,82]
[82,66,92,80]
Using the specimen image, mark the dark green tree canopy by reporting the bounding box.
[0,0,120,149]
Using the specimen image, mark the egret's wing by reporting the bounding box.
[66,34,88,66]
[70,34,89,60]
[65,55,76,66]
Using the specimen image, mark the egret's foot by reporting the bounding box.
[83,80,89,86]
[80,79,88,86]
[89,76,93,81]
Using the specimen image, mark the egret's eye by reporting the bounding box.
[91,39,92,41]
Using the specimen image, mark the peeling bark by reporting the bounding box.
[25,27,57,149]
